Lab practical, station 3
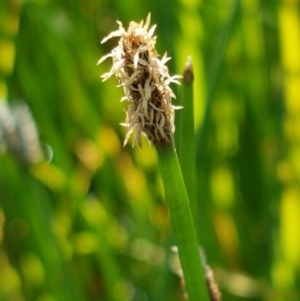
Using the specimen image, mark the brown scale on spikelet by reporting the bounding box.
[98,14,181,147]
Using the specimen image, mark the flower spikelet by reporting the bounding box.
[98,14,181,147]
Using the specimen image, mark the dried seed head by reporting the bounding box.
[98,14,181,147]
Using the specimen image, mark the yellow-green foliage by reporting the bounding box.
[0,0,299,300]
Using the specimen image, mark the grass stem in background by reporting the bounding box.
[196,0,239,156]
[176,57,199,232]
[157,145,210,301]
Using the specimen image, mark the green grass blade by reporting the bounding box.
[196,0,239,155]
[157,146,209,301]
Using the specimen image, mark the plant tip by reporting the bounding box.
[183,56,194,84]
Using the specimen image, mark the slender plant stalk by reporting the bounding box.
[98,15,210,301]
[177,58,199,232]
[157,146,210,301]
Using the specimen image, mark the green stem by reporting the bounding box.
[177,57,199,232]
[196,0,239,156]
[157,146,210,301]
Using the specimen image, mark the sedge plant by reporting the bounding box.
[98,14,211,301]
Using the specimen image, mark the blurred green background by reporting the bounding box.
[1,0,300,300]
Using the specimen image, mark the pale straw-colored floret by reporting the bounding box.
[98,13,181,147]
